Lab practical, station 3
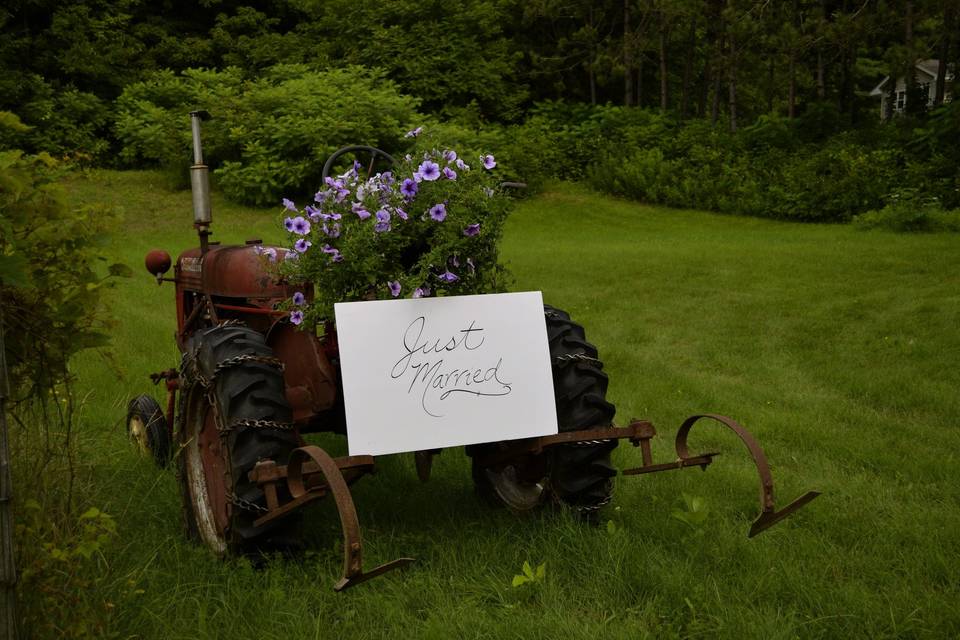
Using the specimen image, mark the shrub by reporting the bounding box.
[853,195,960,233]
[115,65,420,205]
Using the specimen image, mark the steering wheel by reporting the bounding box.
[321,145,396,182]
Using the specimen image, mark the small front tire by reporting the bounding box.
[126,394,171,467]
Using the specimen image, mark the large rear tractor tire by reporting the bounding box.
[177,324,302,556]
[471,305,618,518]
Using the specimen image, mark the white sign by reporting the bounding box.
[334,291,558,456]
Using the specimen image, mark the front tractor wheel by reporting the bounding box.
[126,394,170,467]
[471,305,618,518]
[177,324,302,556]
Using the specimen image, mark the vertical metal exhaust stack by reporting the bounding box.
[189,110,212,254]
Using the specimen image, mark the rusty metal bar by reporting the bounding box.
[471,421,656,470]
[621,453,718,475]
[259,446,413,591]
[673,414,820,537]
[212,303,286,316]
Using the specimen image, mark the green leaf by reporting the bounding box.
[535,562,546,580]
[522,561,534,580]
[108,263,134,278]
[79,507,101,520]
[0,254,29,287]
[511,575,530,588]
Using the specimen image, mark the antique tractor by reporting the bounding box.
[128,112,819,590]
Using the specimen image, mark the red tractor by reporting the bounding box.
[128,112,819,590]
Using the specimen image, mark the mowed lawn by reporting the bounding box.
[54,171,960,639]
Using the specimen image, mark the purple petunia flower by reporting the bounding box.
[290,216,311,235]
[352,202,371,220]
[284,250,298,262]
[282,198,297,212]
[284,217,295,232]
[482,155,496,170]
[321,244,343,262]
[374,209,391,233]
[463,223,480,236]
[429,203,447,221]
[443,150,458,163]
[438,270,459,283]
[314,190,329,204]
[404,154,413,163]
[293,291,306,306]
[400,178,418,198]
[405,126,423,138]
[335,188,350,203]
[443,166,457,180]
[253,244,265,255]
[294,238,312,253]
[290,310,304,325]
[262,247,278,263]
[455,158,470,171]
[413,286,431,299]
[323,222,341,238]
[395,206,408,220]
[388,281,401,297]
[418,161,440,181]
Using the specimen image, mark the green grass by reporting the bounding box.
[37,172,960,638]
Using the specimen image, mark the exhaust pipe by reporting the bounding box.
[189,110,213,254]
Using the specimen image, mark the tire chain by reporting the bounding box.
[220,417,294,436]
[553,353,603,368]
[226,491,269,514]
[211,354,285,383]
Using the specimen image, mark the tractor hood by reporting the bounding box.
[176,245,293,299]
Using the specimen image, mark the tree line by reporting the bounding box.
[1,0,957,157]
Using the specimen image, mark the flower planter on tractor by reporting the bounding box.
[129,112,819,591]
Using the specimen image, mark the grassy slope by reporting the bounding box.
[59,172,959,639]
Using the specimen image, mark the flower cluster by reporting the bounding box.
[275,128,513,325]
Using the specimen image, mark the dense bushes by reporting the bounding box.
[116,65,419,205]
[498,105,958,224]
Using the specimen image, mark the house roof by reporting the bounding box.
[869,59,955,96]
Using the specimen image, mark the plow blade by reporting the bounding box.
[623,414,820,537]
[252,445,414,591]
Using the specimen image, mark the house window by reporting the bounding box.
[897,91,905,111]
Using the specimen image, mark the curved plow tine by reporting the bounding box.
[676,414,820,538]
[286,446,415,591]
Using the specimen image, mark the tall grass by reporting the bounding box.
[28,173,960,638]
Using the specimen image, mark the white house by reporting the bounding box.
[870,59,954,119]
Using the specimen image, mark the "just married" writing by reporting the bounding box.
[390,316,512,417]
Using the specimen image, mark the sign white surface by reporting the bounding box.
[334,291,558,456]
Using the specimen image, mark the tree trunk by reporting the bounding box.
[0,305,21,640]
[934,5,955,106]
[728,22,737,131]
[624,0,633,106]
[788,49,796,118]
[816,48,825,99]
[638,56,644,106]
[659,10,668,112]
[680,16,695,119]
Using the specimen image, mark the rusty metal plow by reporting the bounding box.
[621,413,821,537]
[249,446,414,591]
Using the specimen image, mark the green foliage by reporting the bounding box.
[853,194,960,233]
[17,500,127,638]
[279,130,512,321]
[115,65,420,204]
[670,493,710,533]
[0,151,126,396]
[511,560,546,588]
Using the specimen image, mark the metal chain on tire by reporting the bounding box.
[222,417,294,433]
[226,491,269,514]
[553,353,603,368]
[211,354,285,383]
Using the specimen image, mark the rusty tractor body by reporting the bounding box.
[128,112,819,591]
